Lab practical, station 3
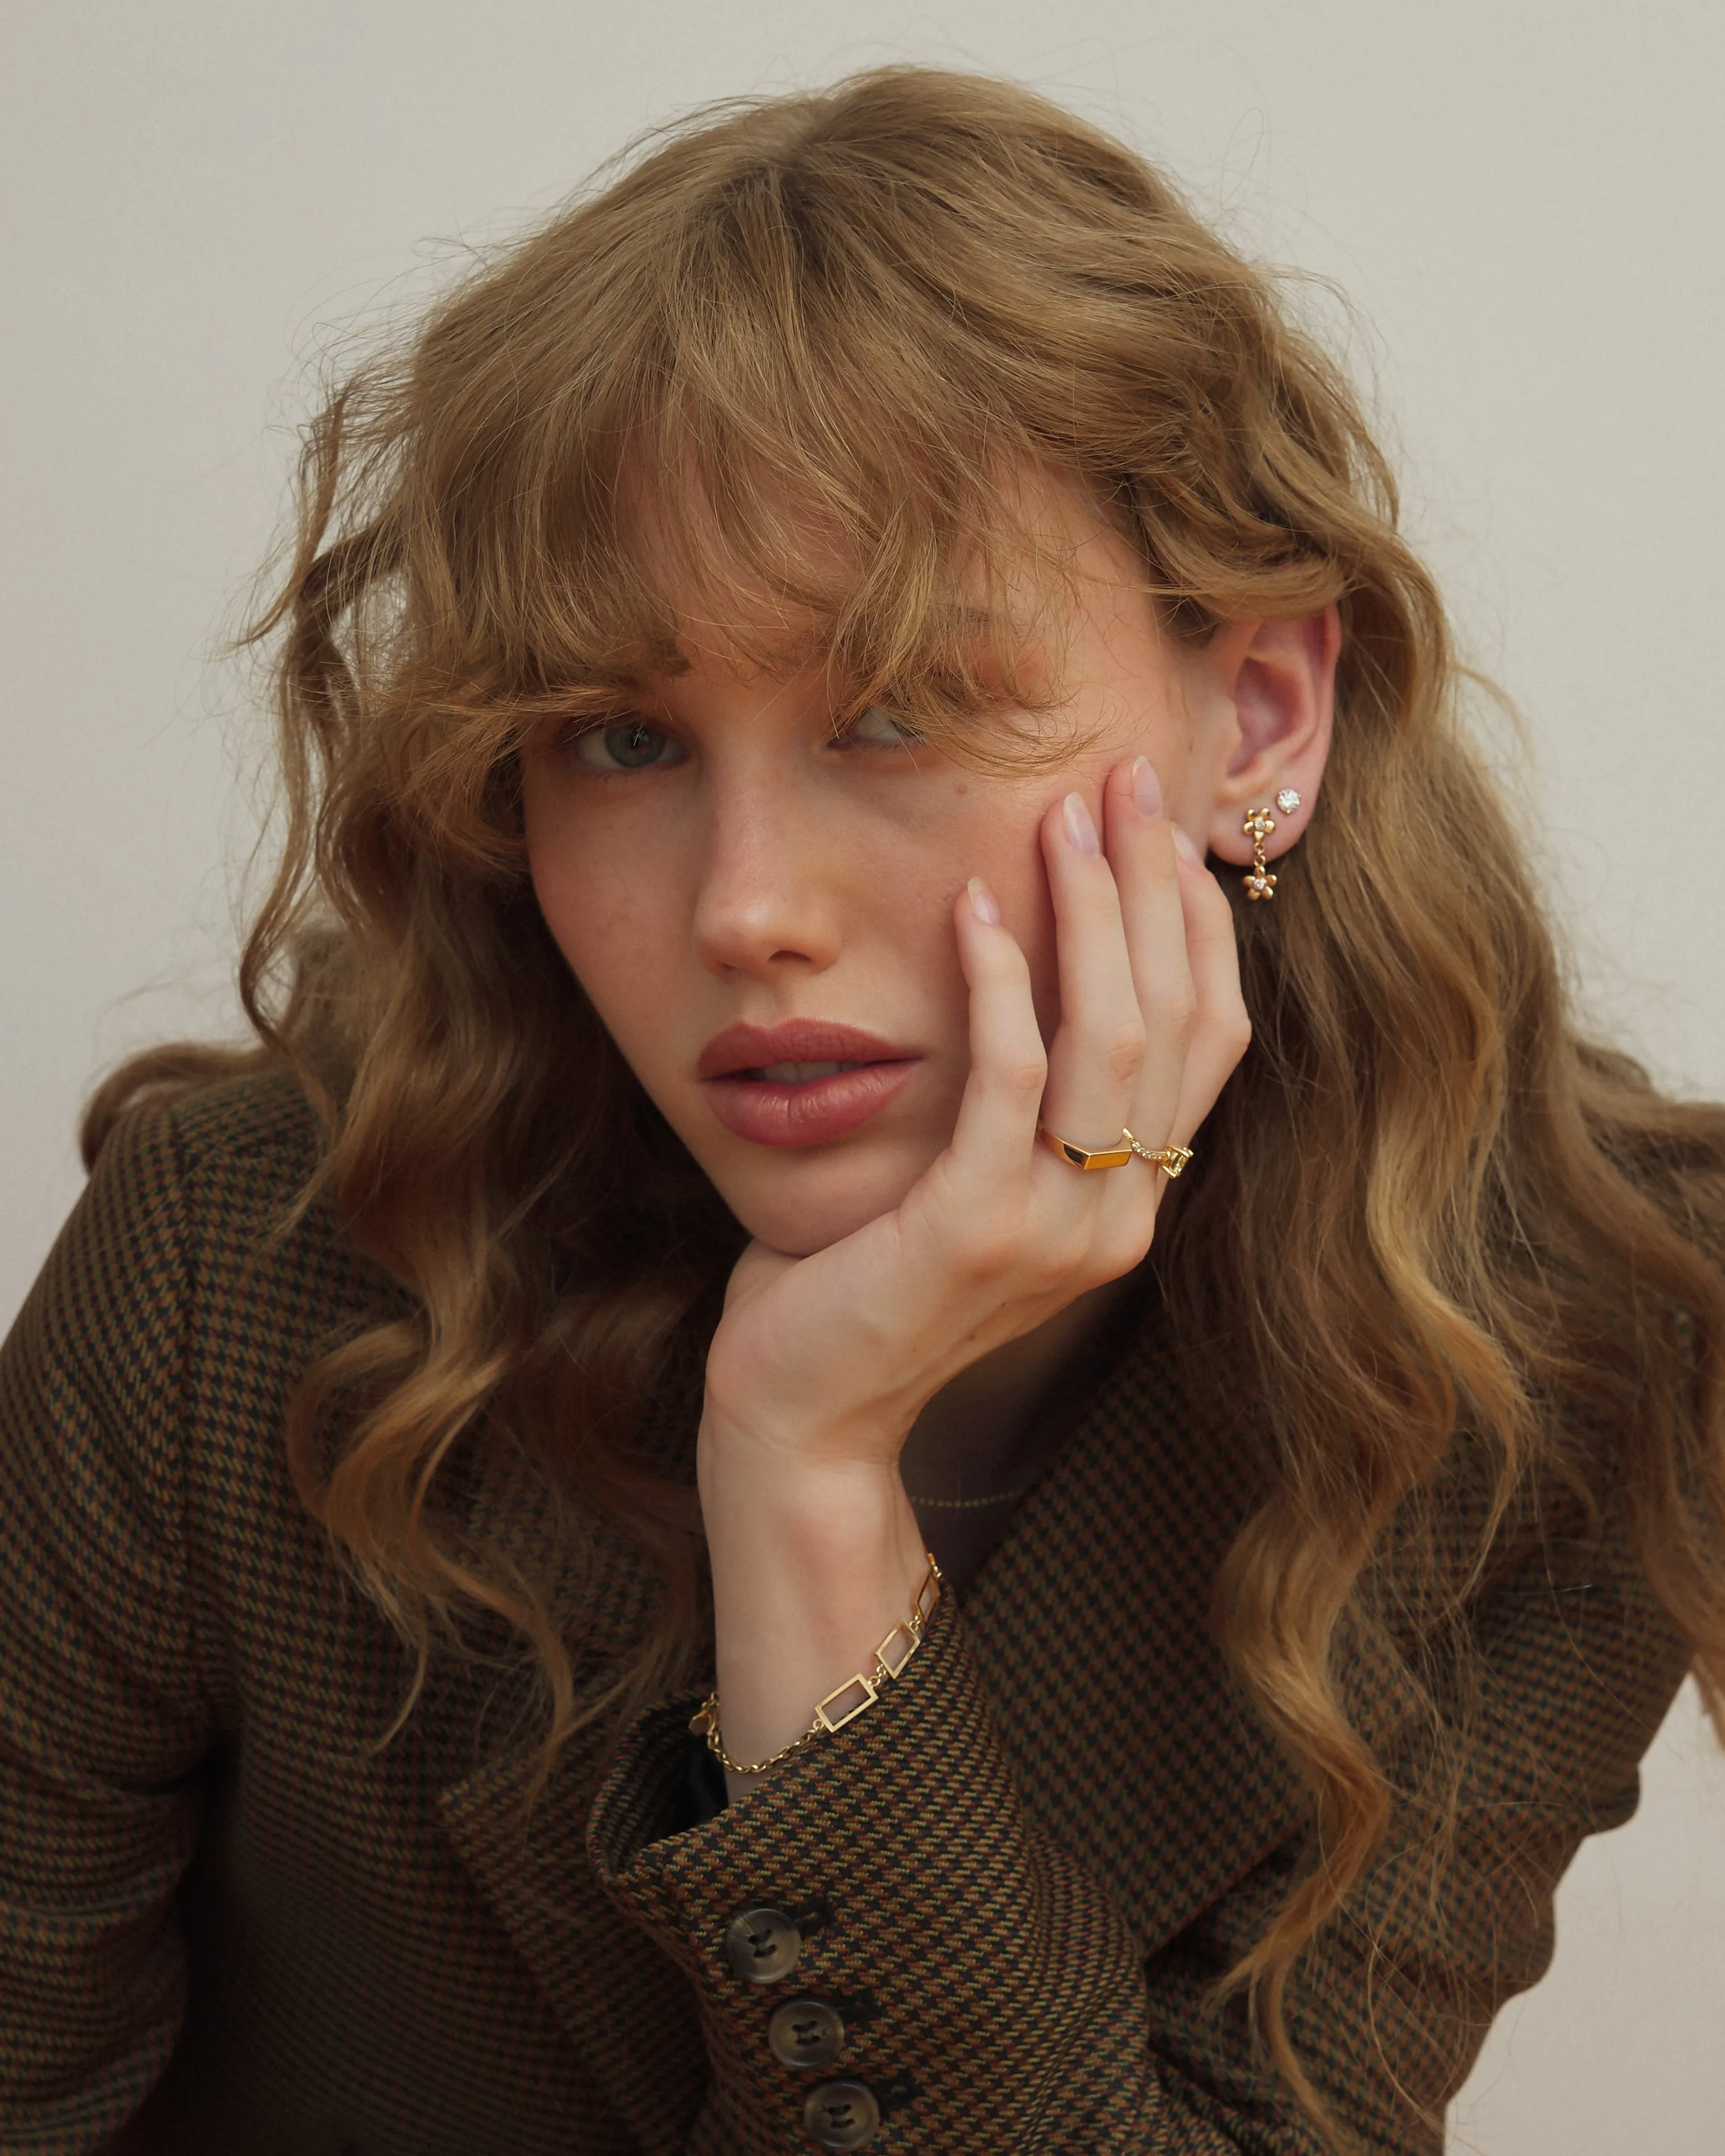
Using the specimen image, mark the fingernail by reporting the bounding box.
[1062,791,1100,856]
[967,875,1002,927]
[1171,826,1203,865]
[1132,757,1163,818]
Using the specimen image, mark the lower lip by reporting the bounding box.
[702,1061,918,1147]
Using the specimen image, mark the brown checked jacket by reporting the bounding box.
[0,1072,1695,2154]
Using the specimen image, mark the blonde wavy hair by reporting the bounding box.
[88,65,1725,2148]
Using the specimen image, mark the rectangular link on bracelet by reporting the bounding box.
[814,1671,879,1732]
[874,1621,920,1680]
[700,1554,941,1771]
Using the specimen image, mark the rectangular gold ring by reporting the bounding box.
[1038,1124,1134,1171]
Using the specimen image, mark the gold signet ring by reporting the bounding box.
[1122,1129,1195,1177]
[1037,1123,1134,1171]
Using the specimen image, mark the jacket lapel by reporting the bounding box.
[961,1304,1305,1956]
[436,1332,713,2153]
[440,1711,705,2155]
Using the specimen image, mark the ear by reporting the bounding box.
[1189,607,1340,865]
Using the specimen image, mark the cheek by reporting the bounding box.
[523,797,678,1055]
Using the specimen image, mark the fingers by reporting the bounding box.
[1035,786,1147,1155]
[1099,758,1195,1151]
[944,875,1047,1195]
[1042,755,1250,1189]
[941,753,1250,1274]
[1161,822,1252,1146]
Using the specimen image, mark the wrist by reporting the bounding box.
[697,1393,915,1478]
[698,1414,903,1515]
[700,1445,924,1634]
[697,1546,943,1801]
[697,1432,930,1776]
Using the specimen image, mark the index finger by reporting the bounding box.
[943,875,1049,1187]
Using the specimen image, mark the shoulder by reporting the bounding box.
[17,1064,403,1459]
[68,1061,324,1252]
[44,1067,334,1350]
[0,1073,330,1705]
[4,1066,411,1685]
[160,1064,408,1372]
[85,1060,383,1292]
[160,1060,325,1199]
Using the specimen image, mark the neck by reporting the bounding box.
[897,1268,1143,1502]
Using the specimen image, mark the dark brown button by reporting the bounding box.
[768,1996,845,2070]
[802,2079,880,2149]
[723,1907,802,1983]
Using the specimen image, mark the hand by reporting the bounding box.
[700,755,1251,1471]
[695,755,1250,1790]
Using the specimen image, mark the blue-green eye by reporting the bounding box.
[843,705,925,748]
[571,719,684,772]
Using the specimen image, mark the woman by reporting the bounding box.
[2,64,1720,2156]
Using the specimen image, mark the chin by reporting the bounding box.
[714,1149,928,1258]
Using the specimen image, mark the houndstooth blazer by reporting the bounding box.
[0,1072,1693,2154]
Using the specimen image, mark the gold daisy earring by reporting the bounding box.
[1242,790,1300,901]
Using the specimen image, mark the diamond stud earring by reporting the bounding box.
[1276,787,1301,814]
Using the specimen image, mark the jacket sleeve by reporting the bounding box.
[585,1501,1694,2154]
[0,1108,213,2154]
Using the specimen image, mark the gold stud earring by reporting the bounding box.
[1242,806,1278,901]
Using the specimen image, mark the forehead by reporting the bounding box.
[611,451,1152,694]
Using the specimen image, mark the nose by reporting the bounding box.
[690,769,845,980]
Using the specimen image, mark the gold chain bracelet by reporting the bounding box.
[689,1552,943,1777]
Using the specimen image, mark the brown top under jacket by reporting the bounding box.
[0,1072,1695,2154]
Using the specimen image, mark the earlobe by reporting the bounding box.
[1200,606,1340,865]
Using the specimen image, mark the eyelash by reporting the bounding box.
[554,705,925,772]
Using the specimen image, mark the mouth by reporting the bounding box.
[740,1059,869,1083]
[697,1021,920,1148]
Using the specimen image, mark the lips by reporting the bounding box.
[698,1019,920,1147]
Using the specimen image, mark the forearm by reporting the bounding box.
[697,1419,928,1803]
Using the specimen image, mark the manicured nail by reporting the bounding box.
[1132,757,1163,818]
[967,875,1002,927]
[1062,791,1100,856]
[1171,826,1203,865]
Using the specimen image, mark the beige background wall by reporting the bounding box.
[4,4,1721,2146]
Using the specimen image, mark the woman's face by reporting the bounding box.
[521,473,1333,1256]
